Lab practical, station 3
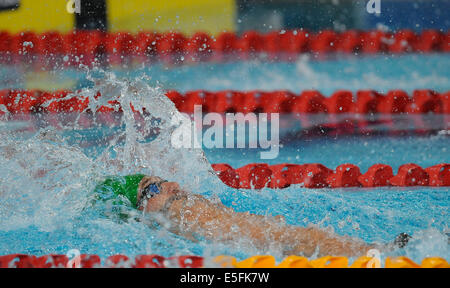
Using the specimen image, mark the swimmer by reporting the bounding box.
[96,174,411,257]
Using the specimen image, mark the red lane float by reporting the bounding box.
[389,164,429,186]
[0,29,448,66]
[0,254,202,268]
[327,164,362,188]
[425,164,450,186]
[358,164,394,187]
[212,163,450,189]
[235,163,273,189]
[268,163,304,188]
[212,163,241,189]
[1,89,449,115]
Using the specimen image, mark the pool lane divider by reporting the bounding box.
[212,163,450,189]
[0,29,448,67]
[167,89,450,114]
[0,254,448,268]
[1,89,449,115]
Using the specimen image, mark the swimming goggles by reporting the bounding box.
[137,179,168,209]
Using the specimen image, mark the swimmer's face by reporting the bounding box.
[137,177,184,213]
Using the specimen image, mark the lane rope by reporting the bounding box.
[0,29,448,67]
[0,254,447,268]
[212,163,450,189]
[1,89,449,115]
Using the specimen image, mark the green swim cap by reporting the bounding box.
[95,174,145,208]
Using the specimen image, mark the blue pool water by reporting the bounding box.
[0,54,449,265]
[1,54,449,94]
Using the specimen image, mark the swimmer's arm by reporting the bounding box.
[168,195,372,257]
[149,202,200,243]
[225,213,372,257]
[281,226,372,257]
[167,196,301,251]
[166,225,200,243]
[167,195,241,242]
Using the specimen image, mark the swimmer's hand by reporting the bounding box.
[394,233,411,248]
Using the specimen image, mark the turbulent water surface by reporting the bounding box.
[0,56,449,265]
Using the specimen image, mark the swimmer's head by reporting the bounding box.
[136,176,184,212]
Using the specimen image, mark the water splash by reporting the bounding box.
[75,68,216,191]
[0,68,218,233]
[0,129,96,232]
